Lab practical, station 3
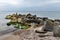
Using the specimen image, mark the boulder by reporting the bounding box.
[5,15,12,19]
[53,22,60,37]
[43,20,54,32]
[42,17,48,21]
[55,19,60,22]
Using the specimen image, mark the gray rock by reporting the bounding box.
[43,21,54,32]
[53,24,60,37]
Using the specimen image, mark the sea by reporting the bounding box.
[0,11,60,30]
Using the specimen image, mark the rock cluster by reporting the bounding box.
[5,13,45,27]
[5,13,60,37]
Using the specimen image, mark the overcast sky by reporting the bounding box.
[0,0,60,11]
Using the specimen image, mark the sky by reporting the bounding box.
[0,0,60,11]
[0,0,60,29]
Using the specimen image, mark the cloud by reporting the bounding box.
[0,0,60,11]
[21,0,60,7]
[0,0,60,7]
[0,0,23,6]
